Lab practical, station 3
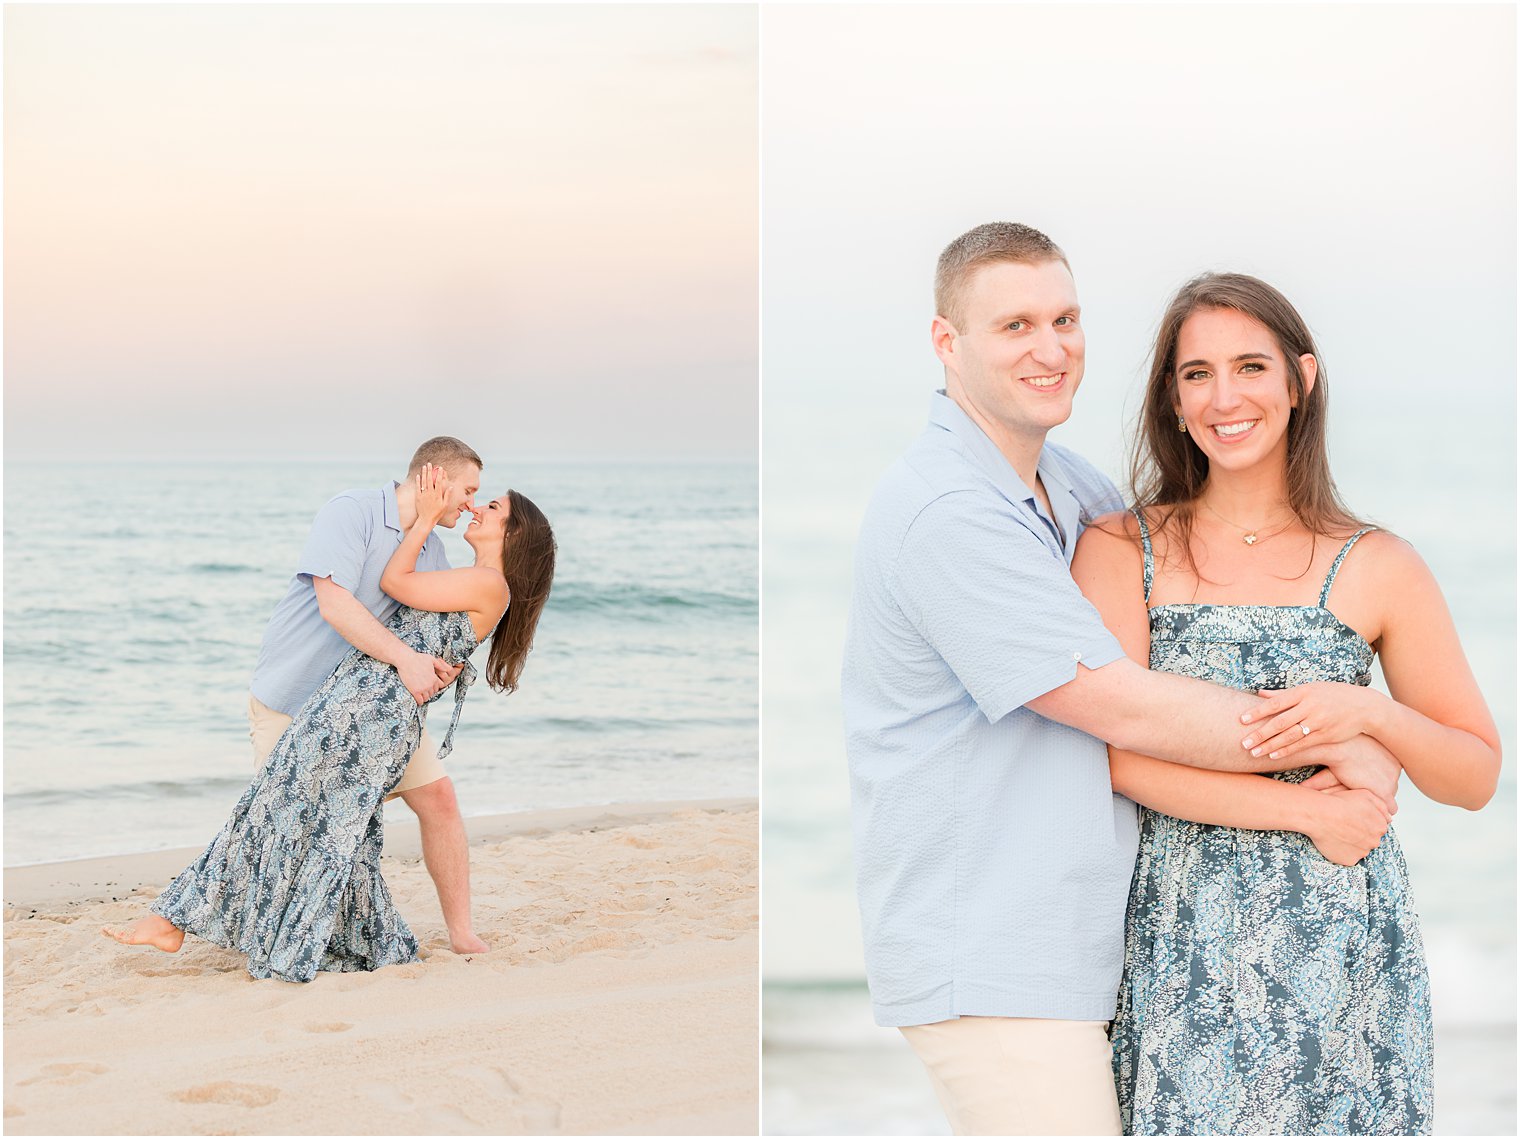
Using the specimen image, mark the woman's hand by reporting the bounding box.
[415,463,452,525]
[1304,786,1391,866]
[1239,682,1388,763]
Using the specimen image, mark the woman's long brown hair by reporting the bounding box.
[486,490,556,693]
[1130,273,1370,581]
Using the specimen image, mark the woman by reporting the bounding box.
[104,465,556,983]
[1070,274,1499,1135]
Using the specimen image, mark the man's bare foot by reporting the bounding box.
[449,931,489,955]
[101,915,184,953]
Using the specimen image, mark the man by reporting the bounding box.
[249,435,488,955]
[841,224,1398,1135]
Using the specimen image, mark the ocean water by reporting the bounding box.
[4,461,757,866]
[761,406,1516,1135]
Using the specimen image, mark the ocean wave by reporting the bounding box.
[549,581,756,616]
[473,714,756,736]
[5,776,250,808]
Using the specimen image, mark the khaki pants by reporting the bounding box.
[247,693,446,799]
[899,1016,1121,1136]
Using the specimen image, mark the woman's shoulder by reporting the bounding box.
[462,565,511,601]
[1335,526,1423,570]
[1083,507,1144,540]
[1084,504,1184,544]
[1329,527,1440,602]
[1074,509,1146,571]
[1324,524,1407,558]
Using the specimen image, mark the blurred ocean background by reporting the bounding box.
[4,460,757,867]
[762,403,1516,1136]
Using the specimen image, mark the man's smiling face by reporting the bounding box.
[940,258,1085,447]
[433,462,481,527]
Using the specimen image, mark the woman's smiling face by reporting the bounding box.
[1173,306,1317,476]
[467,493,513,544]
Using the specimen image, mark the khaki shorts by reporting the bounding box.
[900,1016,1121,1136]
[247,693,446,800]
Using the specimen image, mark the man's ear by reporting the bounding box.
[931,315,958,372]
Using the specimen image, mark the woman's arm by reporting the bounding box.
[381,466,509,621]
[1071,514,1391,865]
[1239,534,1501,810]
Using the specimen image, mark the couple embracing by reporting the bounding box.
[843,224,1499,1135]
[106,436,556,983]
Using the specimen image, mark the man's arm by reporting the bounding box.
[894,494,1395,792]
[1047,518,1400,805]
[312,577,456,706]
[1026,656,1307,772]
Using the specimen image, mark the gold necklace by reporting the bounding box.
[1199,498,1296,547]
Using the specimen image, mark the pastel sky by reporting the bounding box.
[763,3,1515,480]
[5,4,757,462]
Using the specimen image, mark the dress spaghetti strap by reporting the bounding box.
[1318,527,1376,608]
[1131,507,1155,604]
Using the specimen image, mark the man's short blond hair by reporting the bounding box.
[934,222,1070,330]
[406,436,483,476]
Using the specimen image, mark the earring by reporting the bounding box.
[1176,414,1187,434]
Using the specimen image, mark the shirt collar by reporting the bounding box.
[926,390,1083,553]
[927,390,1035,508]
[382,480,403,535]
[1038,452,1082,556]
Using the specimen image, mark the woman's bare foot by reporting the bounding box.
[101,915,184,953]
[450,930,489,955]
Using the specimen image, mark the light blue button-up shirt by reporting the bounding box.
[250,482,450,716]
[842,392,1137,1028]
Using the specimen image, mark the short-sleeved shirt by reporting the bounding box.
[841,391,1137,1028]
[250,483,450,717]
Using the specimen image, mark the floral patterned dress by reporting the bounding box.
[152,606,479,983]
[1112,514,1433,1135]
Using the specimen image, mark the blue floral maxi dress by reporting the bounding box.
[1111,516,1433,1135]
[152,607,479,984]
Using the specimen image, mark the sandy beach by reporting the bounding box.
[4,798,758,1136]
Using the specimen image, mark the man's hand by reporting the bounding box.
[397,651,448,706]
[433,658,465,686]
[1303,786,1392,866]
[1297,733,1401,813]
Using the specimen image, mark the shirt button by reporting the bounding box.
[1073,651,1082,662]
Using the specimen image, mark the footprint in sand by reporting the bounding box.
[592,911,645,929]
[136,965,208,979]
[173,1081,279,1108]
[17,1062,108,1087]
[539,929,640,963]
[302,1022,353,1034]
[616,833,661,849]
[445,1065,561,1131]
